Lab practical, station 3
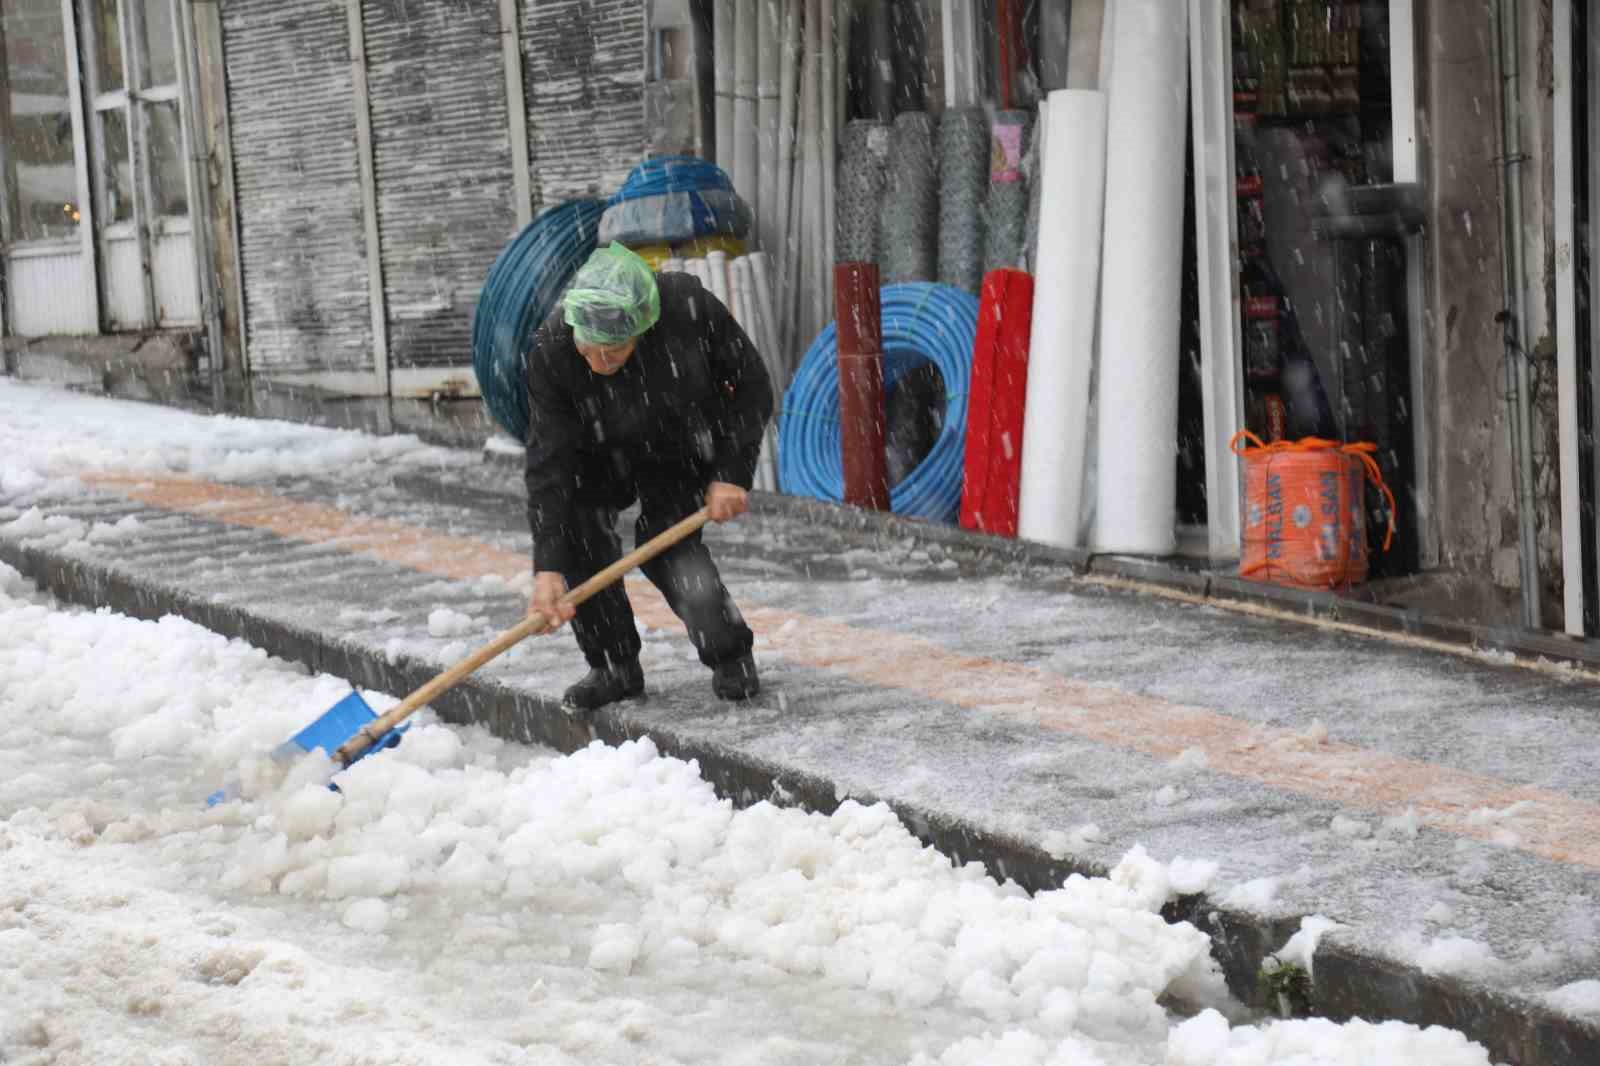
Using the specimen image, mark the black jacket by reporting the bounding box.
[524,271,774,573]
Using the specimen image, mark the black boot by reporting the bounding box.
[563,657,645,711]
[712,654,760,701]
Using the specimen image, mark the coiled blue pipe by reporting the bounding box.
[609,155,733,205]
[471,199,605,443]
[779,283,979,523]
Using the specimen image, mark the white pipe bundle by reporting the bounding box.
[728,260,767,490]
[718,0,835,399]
[1017,90,1108,551]
[774,0,801,318]
[757,1,781,255]
[820,0,836,280]
[1093,0,1188,555]
[714,1,735,172]
[794,0,828,352]
[729,256,754,333]
[730,254,782,491]
[706,249,732,307]
[784,0,816,357]
[747,251,784,380]
[733,0,759,213]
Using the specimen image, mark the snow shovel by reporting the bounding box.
[205,507,711,806]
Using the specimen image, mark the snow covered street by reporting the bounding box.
[0,561,1492,1064]
[0,379,1552,1063]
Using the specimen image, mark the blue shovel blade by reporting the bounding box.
[205,690,407,808]
[286,690,408,764]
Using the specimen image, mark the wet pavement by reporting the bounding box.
[3,440,1600,1066]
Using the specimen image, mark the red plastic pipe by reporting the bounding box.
[833,262,890,511]
[960,268,1034,536]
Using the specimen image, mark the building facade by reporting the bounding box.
[1,0,1594,636]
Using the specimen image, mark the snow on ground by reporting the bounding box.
[0,378,468,495]
[0,560,1499,1065]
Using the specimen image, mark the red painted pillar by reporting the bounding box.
[834,262,890,511]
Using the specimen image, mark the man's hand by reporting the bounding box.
[529,571,576,629]
[706,481,748,523]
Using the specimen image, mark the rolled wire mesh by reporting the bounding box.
[878,111,940,285]
[835,119,891,263]
[984,110,1034,274]
[937,107,990,295]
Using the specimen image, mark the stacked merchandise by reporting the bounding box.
[713,0,841,396]
[1235,0,1287,115]
[1285,2,1361,115]
[815,102,1035,527]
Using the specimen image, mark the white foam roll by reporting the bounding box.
[729,255,755,332]
[705,250,732,307]
[1092,0,1188,555]
[1017,90,1108,551]
[661,257,685,273]
[731,256,775,382]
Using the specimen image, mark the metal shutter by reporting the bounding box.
[364,0,517,371]
[222,0,373,375]
[522,0,647,203]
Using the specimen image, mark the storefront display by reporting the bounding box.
[1229,0,1416,576]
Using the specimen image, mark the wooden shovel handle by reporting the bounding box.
[332,507,711,766]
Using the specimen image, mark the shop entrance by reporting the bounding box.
[1228,0,1420,577]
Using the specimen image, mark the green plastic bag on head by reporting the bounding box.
[562,242,661,345]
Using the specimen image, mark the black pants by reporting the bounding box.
[561,465,752,671]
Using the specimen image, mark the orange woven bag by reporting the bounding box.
[1231,430,1397,591]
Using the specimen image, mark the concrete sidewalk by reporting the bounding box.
[3,455,1599,1066]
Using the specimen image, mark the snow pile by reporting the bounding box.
[1409,934,1507,980]
[1165,1011,1494,1066]
[910,1011,1496,1066]
[0,378,467,501]
[0,566,1506,1065]
[1545,979,1600,1016]
[426,606,479,637]
[225,738,1224,1039]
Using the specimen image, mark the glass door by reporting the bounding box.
[1229,0,1420,577]
[80,0,196,329]
[0,0,97,335]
